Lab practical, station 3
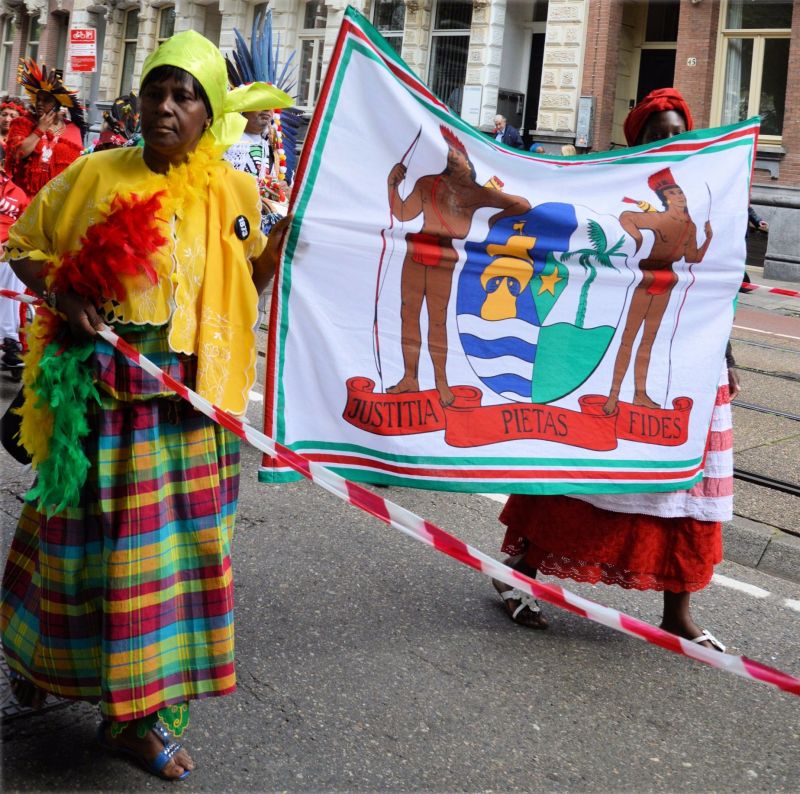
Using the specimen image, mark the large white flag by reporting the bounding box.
[261,8,757,495]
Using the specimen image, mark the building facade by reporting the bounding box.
[0,0,73,96]
[0,0,797,279]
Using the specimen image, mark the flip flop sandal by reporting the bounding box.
[492,581,548,629]
[691,629,726,653]
[97,721,191,781]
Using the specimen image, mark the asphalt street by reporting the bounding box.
[2,417,800,792]
[1,273,799,792]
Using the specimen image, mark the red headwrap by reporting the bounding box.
[0,100,25,114]
[623,88,694,146]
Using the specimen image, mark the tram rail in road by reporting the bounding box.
[732,468,800,504]
[732,400,800,422]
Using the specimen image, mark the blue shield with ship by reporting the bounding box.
[456,203,623,404]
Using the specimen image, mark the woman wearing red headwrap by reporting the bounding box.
[493,89,735,653]
[622,87,693,148]
[0,100,24,151]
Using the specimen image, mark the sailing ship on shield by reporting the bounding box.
[456,205,625,406]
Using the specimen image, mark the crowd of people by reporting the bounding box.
[0,26,750,786]
[0,49,290,379]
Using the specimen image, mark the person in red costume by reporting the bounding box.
[0,150,29,375]
[0,100,24,151]
[493,88,736,652]
[5,60,86,197]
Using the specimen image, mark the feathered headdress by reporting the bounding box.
[226,9,301,184]
[648,167,679,194]
[94,93,140,151]
[18,59,78,108]
[440,125,469,156]
[104,93,139,139]
[18,58,88,138]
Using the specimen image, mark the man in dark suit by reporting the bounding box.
[493,114,524,149]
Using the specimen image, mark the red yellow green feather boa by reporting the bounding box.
[18,141,232,513]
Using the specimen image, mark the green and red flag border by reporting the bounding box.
[260,6,759,492]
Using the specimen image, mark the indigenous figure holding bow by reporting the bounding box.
[386,125,530,406]
[603,167,712,415]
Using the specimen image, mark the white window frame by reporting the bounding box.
[0,17,15,91]
[371,0,405,55]
[119,8,139,94]
[711,0,792,144]
[428,1,473,112]
[157,5,176,44]
[26,17,41,62]
[297,1,328,110]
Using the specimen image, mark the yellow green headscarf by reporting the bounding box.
[140,29,292,148]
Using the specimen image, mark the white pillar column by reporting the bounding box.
[466,0,506,128]
[536,0,588,134]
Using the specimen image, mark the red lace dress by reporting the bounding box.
[500,378,732,593]
[5,114,83,197]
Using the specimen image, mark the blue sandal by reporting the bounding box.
[97,720,191,781]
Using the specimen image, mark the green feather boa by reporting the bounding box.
[24,340,100,516]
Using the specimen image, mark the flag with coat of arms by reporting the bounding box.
[260,7,757,496]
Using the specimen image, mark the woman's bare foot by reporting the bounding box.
[661,590,724,651]
[100,721,195,780]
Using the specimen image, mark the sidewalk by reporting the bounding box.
[724,516,800,585]
[740,265,800,315]
[725,266,800,585]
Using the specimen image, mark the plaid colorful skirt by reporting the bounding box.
[1,326,241,722]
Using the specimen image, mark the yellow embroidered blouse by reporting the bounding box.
[5,144,267,415]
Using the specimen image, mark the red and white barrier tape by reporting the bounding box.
[2,288,799,697]
[740,282,800,299]
[1,289,39,304]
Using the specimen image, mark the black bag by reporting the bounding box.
[1,388,31,464]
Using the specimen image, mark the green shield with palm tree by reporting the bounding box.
[531,220,626,404]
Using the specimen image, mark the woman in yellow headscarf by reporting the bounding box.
[0,31,292,781]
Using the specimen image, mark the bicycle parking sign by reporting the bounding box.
[69,28,96,72]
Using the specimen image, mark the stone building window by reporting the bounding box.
[253,2,268,23]
[297,0,327,108]
[53,14,68,71]
[158,6,176,43]
[0,17,15,91]
[26,18,41,62]
[120,9,139,94]
[372,0,405,55]
[636,0,680,105]
[429,0,473,113]
[203,4,222,46]
[714,0,792,140]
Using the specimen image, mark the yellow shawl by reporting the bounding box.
[5,143,267,415]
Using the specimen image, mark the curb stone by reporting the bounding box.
[724,515,800,585]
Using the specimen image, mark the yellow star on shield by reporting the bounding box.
[538,268,563,295]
